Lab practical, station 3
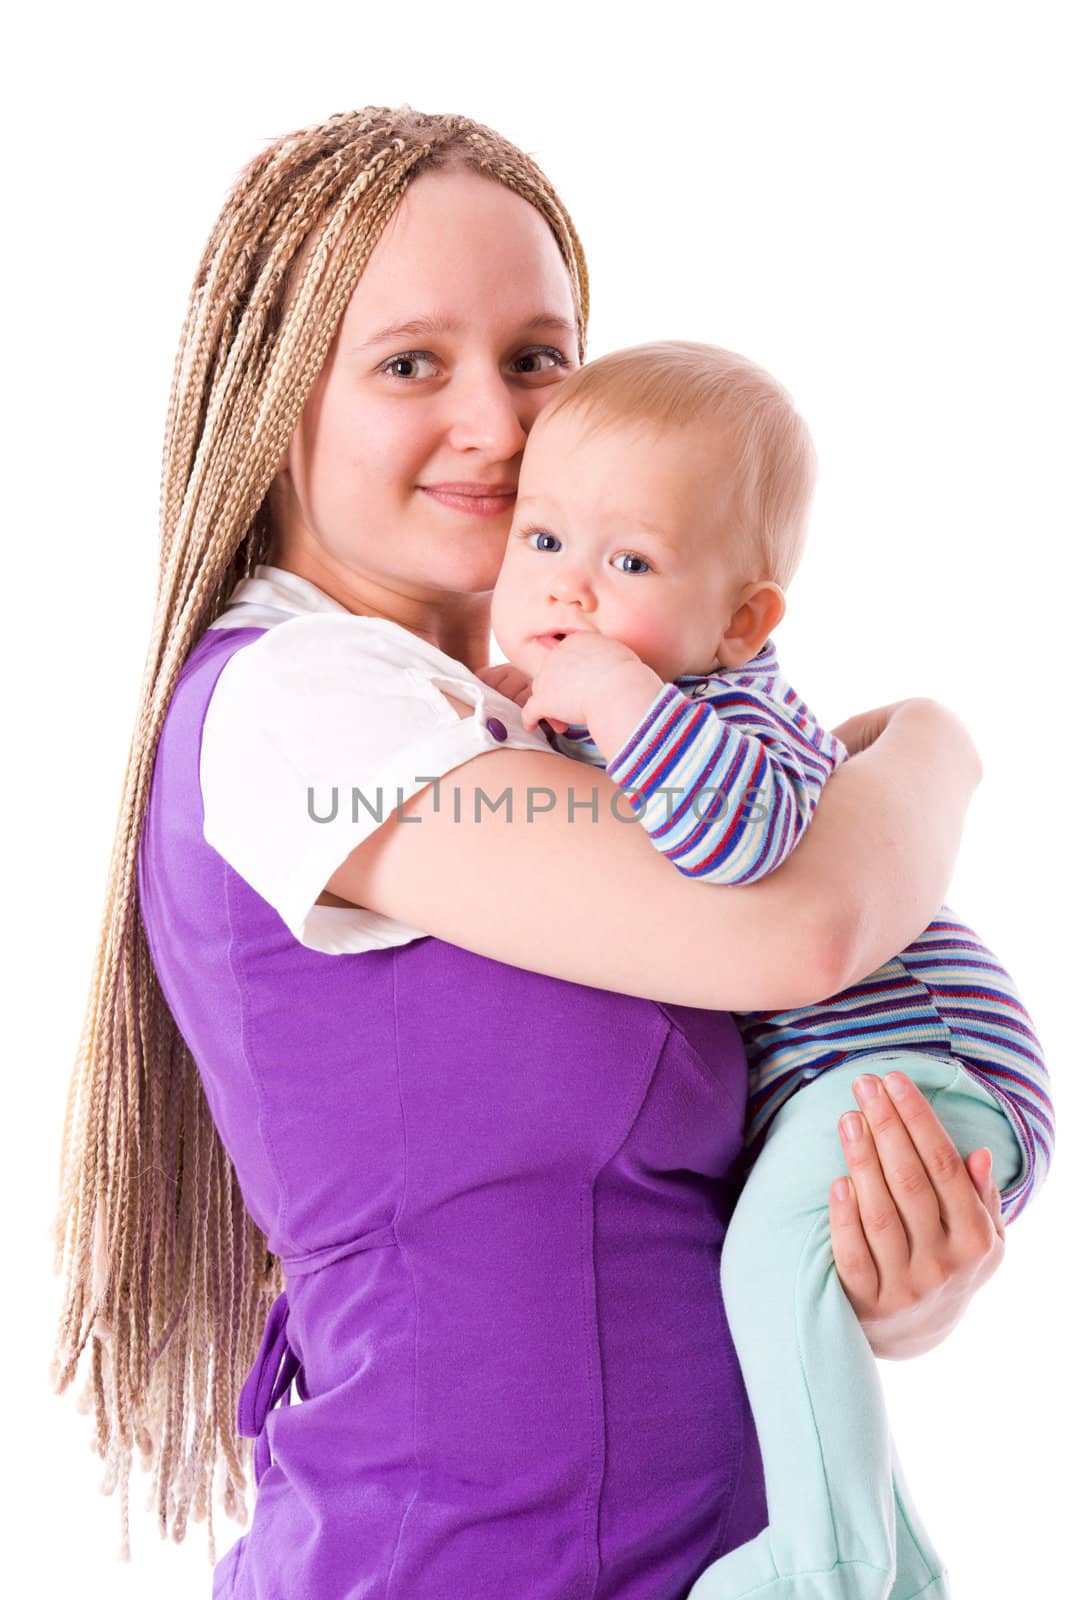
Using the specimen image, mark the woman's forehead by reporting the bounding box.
[343,306,579,354]
[336,168,578,341]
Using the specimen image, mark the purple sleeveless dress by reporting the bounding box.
[136,627,768,1599]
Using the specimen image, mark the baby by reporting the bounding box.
[479,343,1053,1600]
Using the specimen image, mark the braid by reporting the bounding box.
[51,105,589,1564]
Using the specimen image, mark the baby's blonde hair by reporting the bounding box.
[541,340,816,587]
[51,105,588,1565]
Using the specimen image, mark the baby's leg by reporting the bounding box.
[688,1052,1023,1600]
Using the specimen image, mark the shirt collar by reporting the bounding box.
[219,564,353,620]
[674,636,779,695]
[209,564,485,685]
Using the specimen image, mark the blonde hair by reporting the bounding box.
[541,340,816,587]
[51,106,589,1564]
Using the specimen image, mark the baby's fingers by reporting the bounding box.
[476,663,533,704]
[520,698,568,735]
[520,696,542,732]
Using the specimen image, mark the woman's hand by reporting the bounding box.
[830,699,913,756]
[829,1069,1006,1359]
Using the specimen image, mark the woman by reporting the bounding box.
[52,107,1005,1597]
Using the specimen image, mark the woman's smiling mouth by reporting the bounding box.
[419,482,518,516]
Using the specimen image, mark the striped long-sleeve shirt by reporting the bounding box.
[549,637,1053,1222]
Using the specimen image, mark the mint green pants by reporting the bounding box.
[688,1051,1024,1600]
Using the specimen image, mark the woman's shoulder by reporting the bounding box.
[209,608,471,680]
[195,611,553,954]
[202,610,541,758]
[211,609,519,720]
[201,562,497,711]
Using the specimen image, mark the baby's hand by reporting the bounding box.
[520,633,647,734]
[475,663,570,733]
[475,662,532,702]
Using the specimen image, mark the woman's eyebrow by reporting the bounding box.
[355,311,576,350]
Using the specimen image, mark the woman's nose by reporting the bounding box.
[446,370,529,460]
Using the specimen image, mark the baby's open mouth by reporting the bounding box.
[533,629,582,650]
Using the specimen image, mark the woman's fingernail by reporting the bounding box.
[841,1112,864,1142]
[885,1072,909,1101]
[854,1075,880,1105]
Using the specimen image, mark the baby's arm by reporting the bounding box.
[593,674,850,886]
[479,655,849,886]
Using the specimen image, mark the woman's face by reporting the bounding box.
[267,167,581,628]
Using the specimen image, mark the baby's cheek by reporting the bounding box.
[610,609,677,678]
[489,562,516,626]
[489,566,533,663]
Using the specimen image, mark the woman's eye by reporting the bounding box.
[612,552,652,574]
[380,346,570,382]
[380,351,438,381]
[512,346,572,375]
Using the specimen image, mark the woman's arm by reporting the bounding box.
[323,695,980,1011]
[326,690,1001,1356]
[783,695,981,990]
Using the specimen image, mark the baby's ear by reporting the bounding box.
[718,582,787,668]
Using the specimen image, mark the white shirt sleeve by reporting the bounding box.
[199,613,555,955]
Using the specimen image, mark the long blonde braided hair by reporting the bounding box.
[51,105,589,1564]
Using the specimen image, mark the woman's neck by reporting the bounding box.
[265,547,494,671]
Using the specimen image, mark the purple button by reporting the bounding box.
[486,717,508,742]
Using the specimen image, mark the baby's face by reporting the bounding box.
[491,407,744,683]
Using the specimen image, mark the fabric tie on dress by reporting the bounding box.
[237,1290,306,1486]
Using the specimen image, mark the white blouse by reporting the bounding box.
[202,565,554,955]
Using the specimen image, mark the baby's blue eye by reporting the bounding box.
[519,531,652,573]
[528,530,561,552]
[612,553,651,574]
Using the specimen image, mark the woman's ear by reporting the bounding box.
[716,582,787,669]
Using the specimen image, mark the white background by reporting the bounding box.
[7,2,1064,1594]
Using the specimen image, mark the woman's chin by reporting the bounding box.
[411,534,508,589]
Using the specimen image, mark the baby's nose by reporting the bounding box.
[549,567,596,605]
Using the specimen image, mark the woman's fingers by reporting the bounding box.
[964,1146,1006,1242]
[847,1073,947,1251]
[835,1090,912,1282]
[838,1070,1005,1300]
[875,1069,1003,1248]
[828,1172,880,1315]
